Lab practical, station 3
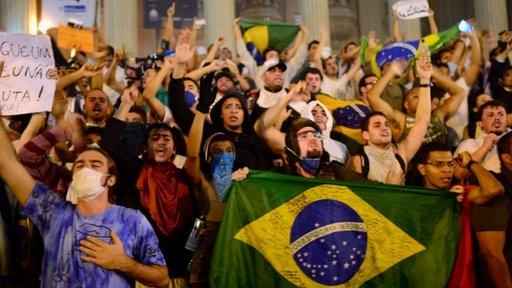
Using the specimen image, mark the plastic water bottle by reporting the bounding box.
[185,216,206,252]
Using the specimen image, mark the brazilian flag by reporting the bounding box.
[240,18,300,65]
[360,22,461,77]
[210,171,460,287]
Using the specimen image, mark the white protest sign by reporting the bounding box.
[41,0,97,28]
[0,33,56,116]
[393,0,430,20]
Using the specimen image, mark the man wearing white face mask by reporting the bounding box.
[0,116,169,288]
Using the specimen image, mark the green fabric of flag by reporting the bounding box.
[240,18,300,53]
[210,171,460,288]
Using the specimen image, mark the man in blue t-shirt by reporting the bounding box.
[0,117,169,287]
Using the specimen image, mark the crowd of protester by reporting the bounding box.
[0,4,512,287]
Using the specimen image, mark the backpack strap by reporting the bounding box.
[394,153,406,172]
[359,150,370,178]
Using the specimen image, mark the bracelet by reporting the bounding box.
[466,160,477,170]
[418,83,430,88]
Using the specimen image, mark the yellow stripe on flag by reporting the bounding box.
[243,25,269,53]
[235,185,426,287]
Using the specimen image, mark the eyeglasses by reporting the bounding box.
[426,161,457,168]
[296,130,322,140]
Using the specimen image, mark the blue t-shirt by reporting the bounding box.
[20,182,166,288]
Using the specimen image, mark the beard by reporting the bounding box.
[306,149,322,158]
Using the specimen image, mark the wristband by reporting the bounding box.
[465,160,477,170]
[418,83,430,88]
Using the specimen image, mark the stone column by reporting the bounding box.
[0,0,37,34]
[388,0,421,40]
[474,0,509,36]
[299,0,331,45]
[103,0,138,55]
[204,0,236,52]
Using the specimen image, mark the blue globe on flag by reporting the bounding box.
[290,199,368,285]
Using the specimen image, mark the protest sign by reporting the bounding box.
[392,0,430,20]
[41,0,97,28]
[0,33,56,116]
[57,26,94,53]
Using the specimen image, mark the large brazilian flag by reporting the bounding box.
[210,171,460,287]
[240,18,300,65]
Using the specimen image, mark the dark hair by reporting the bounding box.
[476,100,507,121]
[145,123,186,156]
[84,125,105,137]
[430,85,445,100]
[499,67,512,80]
[360,111,386,132]
[432,48,452,65]
[490,47,502,59]
[285,118,323,170]
[105,45,115,57]
[308,40,320,51]
[201,132,235,178]
[128,106,147,123]
[74,145,118,203]
[321,56,336,70]
[301,67,323,82]
[406,142,452,186]
[84,89,108,101]
[498,131,512,160]
[358,74,377,92]
[262,48,277,59]
[435,62,450,71]
[414,142,452,164]
[209,92,252,133]
[183,77,200,90]
[343,42,358,52]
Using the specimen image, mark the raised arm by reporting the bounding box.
[311,29,327,73]
[232,17,257,79]
[431,67,465,121]
[203,36,224,64]
[105,50,126,93]
[185,59,224,81]
[115,85,138,121]
[450,40,465,67]
[286,24,310,75]
[462,27,482,87]
[397,58,433,162]
[56,63,102,91]
[457,152,503,204]
[185,112,206,184]
[142,57,174,121]
[283,30,303,61]
[254,82,305,155]
[427,9,438,35]
[225,59,250,91]
[0,114,36,206]
[392,11,404,42]
[366,61,406,126]
[16,113,47,152]
[160,3,176,50]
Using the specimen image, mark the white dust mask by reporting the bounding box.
[66,167,108,204]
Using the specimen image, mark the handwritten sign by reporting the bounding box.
[0,33,55,116]
[57,26,94,53]
[393,0,430,20]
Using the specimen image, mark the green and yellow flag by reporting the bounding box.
[210,171,460,287]
[240,18,300,65]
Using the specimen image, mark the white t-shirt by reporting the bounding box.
[321,75,349,99]
[445,77,471,140]
[455,132,502,173]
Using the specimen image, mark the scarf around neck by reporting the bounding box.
[136,161,192,235]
